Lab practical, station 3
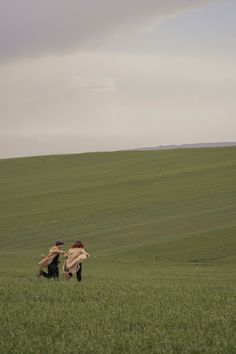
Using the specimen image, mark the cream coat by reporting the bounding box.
[63,247,89,275]
[39,246,65,268]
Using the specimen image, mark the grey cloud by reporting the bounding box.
[0,0,218,59]
[1,50,235,158]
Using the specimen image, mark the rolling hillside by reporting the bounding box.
[0,147,235,266]
[0,147,235,353]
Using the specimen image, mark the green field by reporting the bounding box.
[0,147,236,354]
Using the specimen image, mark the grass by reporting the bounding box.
[0,147,236,353]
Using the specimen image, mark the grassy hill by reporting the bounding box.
[0,147,236,353]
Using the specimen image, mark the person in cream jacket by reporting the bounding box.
[63,240,90,281]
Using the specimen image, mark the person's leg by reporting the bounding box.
[76,263,82,282]
[50,264,59,279]
[37,268,44,277]
[41,265,53,279]
[64,271,72,279]
[53,265,59,279]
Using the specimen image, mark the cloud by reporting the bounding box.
[70,76,116,92]
[1,50,235,158]
[0,0,219,59]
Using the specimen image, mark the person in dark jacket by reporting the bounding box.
[37,241,65,279]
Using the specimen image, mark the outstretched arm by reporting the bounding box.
[82,249,90,258]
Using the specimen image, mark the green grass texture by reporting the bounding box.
[0,147,235,353]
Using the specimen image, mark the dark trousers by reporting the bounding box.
[42,263,59,279]
[69,263,82,282]
[76,263,82,281]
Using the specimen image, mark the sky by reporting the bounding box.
[0,0,235,158]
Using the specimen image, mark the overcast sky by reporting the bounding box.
[0,0,235,158]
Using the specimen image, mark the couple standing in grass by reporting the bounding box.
[38,240,90,281]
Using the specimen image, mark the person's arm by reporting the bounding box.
[81,248,90,258]
[49,246,65,255]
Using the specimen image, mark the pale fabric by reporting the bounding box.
[63,248,89,275]
[39,246,64,268]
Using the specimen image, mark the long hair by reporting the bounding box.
[71,240,84,249]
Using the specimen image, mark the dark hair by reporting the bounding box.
[55,240,64,246]
[71,240,84,248]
